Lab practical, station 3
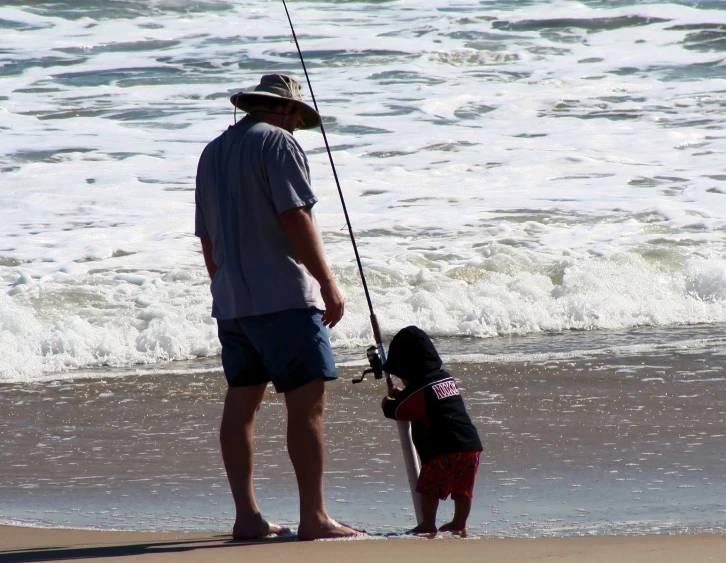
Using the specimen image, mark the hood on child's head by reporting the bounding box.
[381,325,442,381]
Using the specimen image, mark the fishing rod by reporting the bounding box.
[280,0,423,524]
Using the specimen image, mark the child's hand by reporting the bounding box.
[381,387,403,408]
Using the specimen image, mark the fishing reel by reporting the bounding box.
[352,345,383,384]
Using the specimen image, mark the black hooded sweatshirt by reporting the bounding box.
[381,326,483,465]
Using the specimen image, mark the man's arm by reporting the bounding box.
[200,238,217,280]
[279,206,344,328]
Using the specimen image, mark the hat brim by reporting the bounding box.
[230,92,321,130]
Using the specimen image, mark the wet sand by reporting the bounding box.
[1,526,725,563]
[1,336,724,536]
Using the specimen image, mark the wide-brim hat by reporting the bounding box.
[230,74,321,130]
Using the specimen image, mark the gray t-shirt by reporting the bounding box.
[195,117,325,319]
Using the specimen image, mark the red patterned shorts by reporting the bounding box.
[416,450,481,501]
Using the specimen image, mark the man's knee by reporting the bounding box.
[222,385,266,422]
[285,378,326,419]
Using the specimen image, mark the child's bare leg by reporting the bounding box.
[439,497,471,533]
[409,493,439,534]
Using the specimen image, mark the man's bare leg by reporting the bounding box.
[220,384,286,539]
[438,497,472,535]
[285,378,361,540]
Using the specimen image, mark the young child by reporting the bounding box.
[381,325,483,535]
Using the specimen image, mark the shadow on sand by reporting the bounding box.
[0,533,299,562]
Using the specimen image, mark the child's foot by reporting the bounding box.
[438,522,467,536]
[407,523,438,535]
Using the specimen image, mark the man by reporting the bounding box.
[195,74,359,540]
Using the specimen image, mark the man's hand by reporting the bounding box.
[320,280,344,328]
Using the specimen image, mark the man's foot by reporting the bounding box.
[232,513,290,540]
[297,518,365,541]
[407,523,437,535]
[438,522,467,536]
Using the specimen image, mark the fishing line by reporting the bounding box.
[279,0,423,524]
[279,0,386,356]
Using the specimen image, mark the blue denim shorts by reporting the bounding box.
[216,308,337,393]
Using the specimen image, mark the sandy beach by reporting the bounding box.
[1,526,725,563]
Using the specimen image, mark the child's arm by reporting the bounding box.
[381,386,426,422]
[381,392,400,420]
[381,387,403,414]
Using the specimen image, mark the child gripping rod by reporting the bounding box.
[381,326,483,535]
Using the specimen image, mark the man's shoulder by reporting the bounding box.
[198,122,271,155]
[234,119,293,141]
[197,120,306,174]
[230,120,302,152]
[199,127,230,159]
[202,119,286,145]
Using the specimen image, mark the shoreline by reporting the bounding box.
[1,526,724,563]
[5,321,726,387]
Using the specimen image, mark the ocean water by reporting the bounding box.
[1,0,726,382]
